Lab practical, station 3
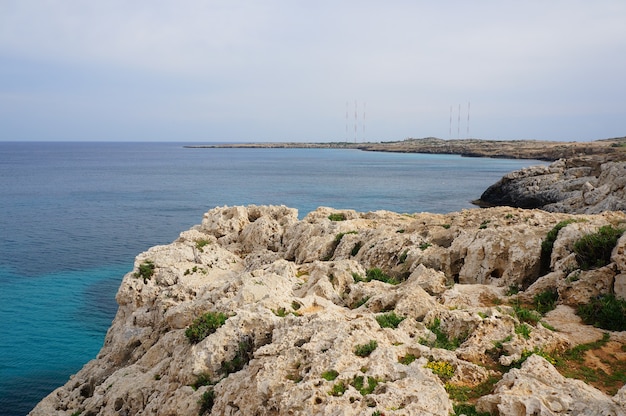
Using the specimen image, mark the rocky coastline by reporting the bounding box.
[31,204,626,416]
[186,136,626,162]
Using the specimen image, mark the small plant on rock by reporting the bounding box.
[573,225,624,270]
[351,375,380,395]
[376,312,405,329]
[533,289,559,315]
[354,340,378,357]
[328,381,347,396]
[185,311,229,344]
[577,294,626,331]
[321,370,339,381]
[398,353,417,365]
[134,260,155,283]
[425,360,455,381]
[328,213,347,221]
[198,388,215,415]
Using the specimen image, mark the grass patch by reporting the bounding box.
[376,312,405,329]
[328,381,347,396]
[420,318,464,350]
[328,213,347,221]
[195,239,211,252]
[366,268,401,285]
[398,249,409,264]
[185,312,229,344]
[515,323,532,340]
[134,260,155,283]
[350,296,370,309]
[512,302,542,324]
[533,289,559,315]
[419,242,432,250]
[573,225,624,270]
[321,370,339,381]
[577,295,626,331]
[452,404,492,416]
[398,354,417,365]
[354,340,378,357]
[351,375,380,395]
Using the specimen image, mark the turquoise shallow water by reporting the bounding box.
[0,142,544,415]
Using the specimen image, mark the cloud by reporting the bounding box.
[0,0,625,141]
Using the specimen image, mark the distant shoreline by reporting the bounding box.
[185,137,626,162]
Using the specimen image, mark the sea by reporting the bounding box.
[0,141,545,415]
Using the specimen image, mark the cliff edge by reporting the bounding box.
[31,205,626,416]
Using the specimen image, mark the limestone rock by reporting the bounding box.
[476,355,626,415]
[29,205,626,416]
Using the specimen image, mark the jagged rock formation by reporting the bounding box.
[30,205,626,416]
[476,155,626,214]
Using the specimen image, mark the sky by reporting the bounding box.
[0,1,625,142]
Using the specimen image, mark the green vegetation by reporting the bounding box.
[398,249,409,264]
[185,312,229,344]
[425,360,455,381]
[420,318,465,350]
[398,353,417,365]
[515,323,532,339]
[321,370,339,381]
[540,219,581,273]
[479,220,490,229]
[354,340,378,357]
[366,268,401,285]
[195,239,211,252]
[351,241,363,256]
[533,289,559,315]
[198,389,215,415]
[375,312,405,329]
[328,381,347,396]
[442,224,451,229]
[351,375,380,395]
[446,376,499,403]
[577,294,626,331]
[573,225,624,270]
[191,373,212,390]
[452,404,492,416]
[220,337,254,375]
[512,302,542,324]
[419,242,432,251]
[134,260,155,283]
[328,213,347,221]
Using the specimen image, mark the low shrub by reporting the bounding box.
[452,404,491,416]
[577,294,626,331]
[351,241,363,256]
[354,340,378,357]
[328,213,347,221]
[421,318,464,350]
[134,260,155,283]
[398,354,417,365]
[195,239,211,252]
[573,225,624,270]
[366,268,400,285]
[351,375,380,395]
[185,312,229,344]
[328,381,347,396]
[198,389,215,415]
[533,289,559,315]
[321,370,339,381]
[220,337,254,375]
[541,219,581,272]
[375,312,405,329]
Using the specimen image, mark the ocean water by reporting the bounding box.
[0,141,544,415]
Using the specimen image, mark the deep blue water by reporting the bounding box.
[0,141,544,415]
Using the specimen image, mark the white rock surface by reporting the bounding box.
[29,205,626,416]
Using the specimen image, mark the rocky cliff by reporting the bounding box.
[31,205,626,416]
[476,155,626,214]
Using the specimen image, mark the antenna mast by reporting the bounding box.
[457,104,461,139]
[449,105,452,139]
[467,101,470,138]
[362,101,366,142]
[354,100,358,143]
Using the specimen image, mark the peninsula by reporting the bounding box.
[186,136,626,161]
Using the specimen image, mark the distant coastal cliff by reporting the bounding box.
[31,204,626,415]
[186,136,626,161]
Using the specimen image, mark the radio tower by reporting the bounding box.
[354,100,358,143]
[345,101,349,141]
[362,102,366,142]
[457,104,461,139]
[466,101,470,138]
[449,105,452,139]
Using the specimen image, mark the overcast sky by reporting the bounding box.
[1,1,625,142]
